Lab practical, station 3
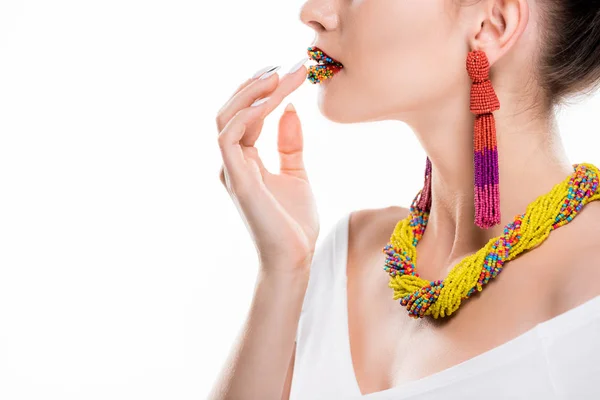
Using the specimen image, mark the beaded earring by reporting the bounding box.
[416,50,501,228]
[415,157,432,212]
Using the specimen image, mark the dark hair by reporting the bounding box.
[538,0,600,108]
[460,0,600,110]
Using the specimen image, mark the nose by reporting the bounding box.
[299,0,339,33]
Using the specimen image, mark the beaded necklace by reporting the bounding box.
[382,162,600,320]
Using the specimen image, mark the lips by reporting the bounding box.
[306,46,344,84]
[307,46,343,66]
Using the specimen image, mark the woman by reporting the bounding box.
[210,0,600,398]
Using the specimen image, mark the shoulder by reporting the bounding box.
[349,206,409,240]
[348,205,409,260]
[552,202,600,314]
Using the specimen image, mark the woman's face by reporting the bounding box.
[300,0,472,124]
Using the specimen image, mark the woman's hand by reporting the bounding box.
[216,62,319,272]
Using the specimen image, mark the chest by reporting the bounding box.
[345,240,562,395]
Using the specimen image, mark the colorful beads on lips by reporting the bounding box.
[306,46,344,84]
[307,64,343,84]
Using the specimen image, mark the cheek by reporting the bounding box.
[344,3,463,113]
[314,0,464,123]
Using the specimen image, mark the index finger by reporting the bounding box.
[253,62,308,120]
[240,64,308,147]
[229,65,279,98]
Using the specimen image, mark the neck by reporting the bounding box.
[401,85,575,271]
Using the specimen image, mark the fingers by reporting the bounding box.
[230,77,254,98]
[253,65,308,118]
[216,78,252,129]
[242,145,269,178]
[240,66,308,147]
[216,67,277,122]
[219,141,270,189]
[217,105,266,194]
[277,104,308,181]
[216,72,280,189]
[216,62,308,191]
[215,71,280,132]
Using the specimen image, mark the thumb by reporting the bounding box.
[277,103,308,181]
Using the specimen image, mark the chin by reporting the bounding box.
[318,105,362,124]
[315,92,375,124]
[313,74,357,123]
[312,70,382,123]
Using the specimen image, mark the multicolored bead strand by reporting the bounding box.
[467,50,501,229]
[382,163,600,320]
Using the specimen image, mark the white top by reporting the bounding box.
[290,211,600,400]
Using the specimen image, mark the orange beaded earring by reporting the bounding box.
[417,50,501,229]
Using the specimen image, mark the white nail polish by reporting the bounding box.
[258,66,281,80]
[251,97,270,107]
[285,56,309,75]
[252,65,276,79]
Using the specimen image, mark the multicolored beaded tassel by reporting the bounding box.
[468,50,501,229]
[382,163,600,320]
[416,51,501,229]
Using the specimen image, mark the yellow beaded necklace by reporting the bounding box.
[382,163,600,319]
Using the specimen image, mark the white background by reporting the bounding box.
[1,1,599,399]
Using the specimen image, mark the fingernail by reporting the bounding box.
[252,65,276,79]
[285,103,296,113]
[258,66,281,80]
[251,97,270,107]
[285,56,309,75]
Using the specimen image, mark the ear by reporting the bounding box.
[467,0,530,66]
